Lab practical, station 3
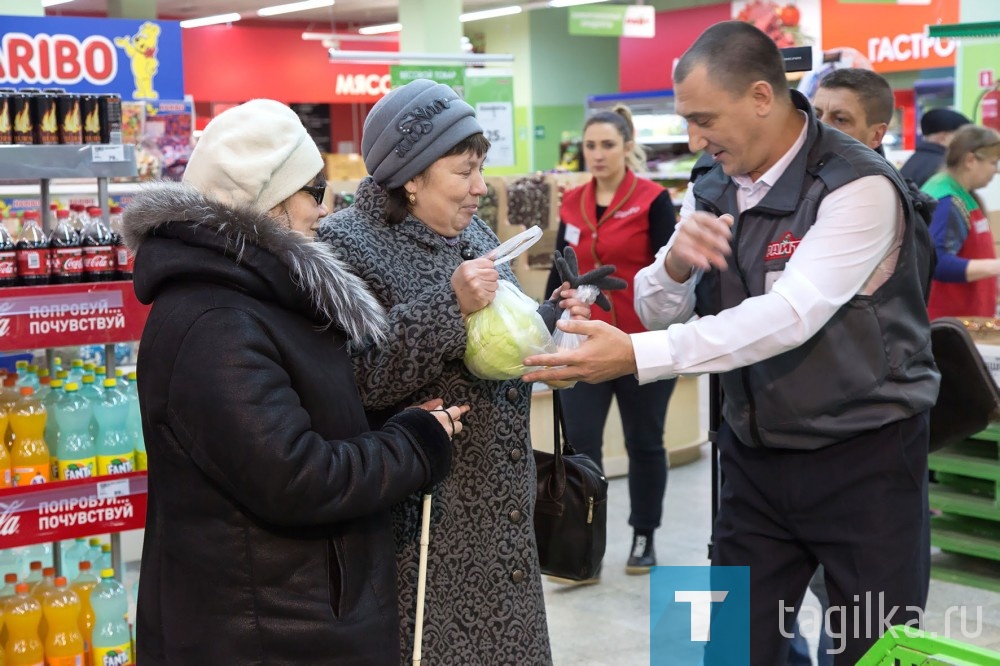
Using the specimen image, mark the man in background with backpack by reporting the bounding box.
[813,68,937,292]
[523,21,940,663]
[902,107,972,188]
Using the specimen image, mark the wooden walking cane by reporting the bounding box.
[413,492,433,666]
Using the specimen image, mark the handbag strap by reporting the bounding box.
[550,390,569,496]
[552,390,573,456]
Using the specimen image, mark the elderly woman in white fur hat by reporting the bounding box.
[122,98,468,665]
[320,80,593,665]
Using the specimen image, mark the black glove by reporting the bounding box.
[536,246,627,333]
[553,246,626,311]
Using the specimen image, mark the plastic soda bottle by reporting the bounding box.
[85,542,102,573]
[1,377,20,449]
[60,540,88,584]
[43,379,64,432]
[54,384,95,482]
[4,583,42,666]
[43,379,64,480]
[97,547,111,575]
[23,564,41,589]
[9,389,49,487]
[0,552,20,586]
[92,380,132,476]
[15,367,38,393]
[66,361,83,387]
[78,377,100,441]
[30,568,55,643]
[0,407,11,488]
[42,577,84,666]
[90,570,130,666]
[15,210,49,287]
[0,573,18,602]
[70,562,98,666]
[123,374,144,472]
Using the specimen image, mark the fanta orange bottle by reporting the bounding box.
[0,377,19,450]
[4,582,42,666]
[42,577,83,666]
[69,563,97,666]
[30,569,55,644]
[0,406,11,488]
[0,572,18,649]
[9,389,49,487]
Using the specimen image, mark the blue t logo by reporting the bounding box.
[651,566,749,664]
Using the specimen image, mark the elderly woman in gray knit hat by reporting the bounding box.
[320,80,586,664]
[122,98,468,665]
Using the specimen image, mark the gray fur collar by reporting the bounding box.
[122,181,388,345]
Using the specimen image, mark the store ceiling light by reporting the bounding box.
[547,0,608,6]
[359,23,402,35]
[329,50,513,64]
[179,12,242,28]
[257,0,334,17]
[41,0,75,7]
[459,6,522,22]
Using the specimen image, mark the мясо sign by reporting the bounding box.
[0,15,183,100]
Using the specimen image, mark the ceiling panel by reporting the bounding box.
[47,0,509,28]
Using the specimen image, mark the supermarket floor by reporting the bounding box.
[542,379,1000,665]
[118,384,1000,664]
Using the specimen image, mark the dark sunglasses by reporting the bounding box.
[299,183,326,205]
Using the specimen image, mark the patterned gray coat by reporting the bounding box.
[319,177,552,665]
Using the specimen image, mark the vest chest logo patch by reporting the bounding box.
[765,232,802,261]
[612,205,642,219]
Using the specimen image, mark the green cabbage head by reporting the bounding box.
[464,280,556,380]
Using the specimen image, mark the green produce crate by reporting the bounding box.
[857,626,1000,665]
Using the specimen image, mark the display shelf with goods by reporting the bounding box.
[0,144,145,585]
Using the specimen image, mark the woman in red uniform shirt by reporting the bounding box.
[546,105,677,577]
[925,125,1000,319]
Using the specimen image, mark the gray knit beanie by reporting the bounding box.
[362,79,482,189]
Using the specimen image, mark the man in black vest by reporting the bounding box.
[524,21,940,664]
[784,66,900,666]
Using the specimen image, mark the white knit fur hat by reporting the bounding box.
[183,99,324,213]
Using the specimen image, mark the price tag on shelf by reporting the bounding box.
[475,102,515,168]
[91,144,126,163]
[96,478,130,500]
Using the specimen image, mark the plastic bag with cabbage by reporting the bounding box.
[464,280,557,380]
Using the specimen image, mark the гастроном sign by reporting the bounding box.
[0,15,183,101]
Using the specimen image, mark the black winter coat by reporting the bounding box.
[900,141,946,188]
[123,183,452,665]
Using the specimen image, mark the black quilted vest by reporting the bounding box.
[692,91,939,450]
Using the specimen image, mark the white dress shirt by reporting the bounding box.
[631,117,904,384]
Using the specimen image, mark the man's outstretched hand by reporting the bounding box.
[522,319,636,385]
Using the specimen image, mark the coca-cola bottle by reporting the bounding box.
[108,206,132,280]
[0,223,16,287]
[50,209,83,284]
[69,203,88,232]
[15,210,50,286]
[81,207,115,282]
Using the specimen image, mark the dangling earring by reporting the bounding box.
[407,192,416,205]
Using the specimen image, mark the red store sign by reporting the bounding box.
[0,472,147,549]
[0,282,148,349]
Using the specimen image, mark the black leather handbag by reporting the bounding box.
[533,391,608,581]
[929,317,1000,451]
